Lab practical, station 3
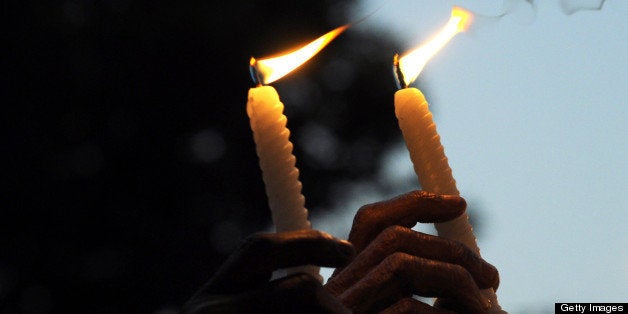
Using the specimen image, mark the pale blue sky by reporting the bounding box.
[313,0,627,312]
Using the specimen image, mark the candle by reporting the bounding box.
[393,7,504,312]
[247,86,309,232]
[247,26,346,281]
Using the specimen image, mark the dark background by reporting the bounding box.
[4,1,405,312]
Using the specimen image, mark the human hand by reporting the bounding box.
[324,190,499,313]
[182,229,355,313]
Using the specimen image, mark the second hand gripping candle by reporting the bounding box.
[246,26,347,282]
[393,7,504,312]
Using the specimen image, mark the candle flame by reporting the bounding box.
[250,25,348,85]
[396,6,472,88]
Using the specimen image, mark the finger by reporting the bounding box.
[435,296,497,314]
[203,229,355,293]
[357,289,413,313]
[183,273,350,314]
[347,190,465,253]
[326,226,498,296]
[338,252,489,314]
[435,297,472,313]
[380,297,455,314]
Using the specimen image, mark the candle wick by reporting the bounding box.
[249,57,264,86]
[393,53,408,90]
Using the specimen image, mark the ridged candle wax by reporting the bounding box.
[246,85,319,281]
[394,87,502,312]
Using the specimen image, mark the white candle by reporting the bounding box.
[246,86,311,233]
[393,7,504,312]
[246,26,346,282]
[394,87,477,250]
[246,85,320,280]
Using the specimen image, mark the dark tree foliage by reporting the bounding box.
[4,1,401,312]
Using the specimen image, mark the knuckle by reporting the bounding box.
[381,252,413,277]
[378,225,413,246]
[355,203,376,222]
[448,263,476,288]
[353,203,380,231]
[447,240,487,278]
[380,225,406,239]
[449,240,472,261]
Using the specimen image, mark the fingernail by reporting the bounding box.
[442,194,466,209]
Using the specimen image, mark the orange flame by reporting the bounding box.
[250,25,348,85]
[397,6,472,87]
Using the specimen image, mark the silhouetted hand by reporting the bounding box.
[184,190,499,313]
[182,229,355,313]
[324,190,499,313]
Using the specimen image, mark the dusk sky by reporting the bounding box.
[312,0,627,312]
[6,1,624,312]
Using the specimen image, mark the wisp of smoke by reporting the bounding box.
[500,0,606,18]
[464,0,607,36]
[559,0,606,15]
